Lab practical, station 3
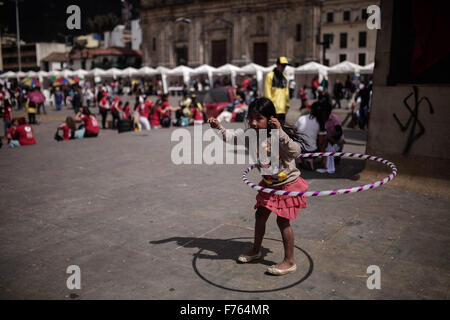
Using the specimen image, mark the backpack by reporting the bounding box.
[161,116,171,128]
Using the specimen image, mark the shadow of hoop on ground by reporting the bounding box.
[150,236,314,293]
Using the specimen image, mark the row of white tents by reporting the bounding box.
[0,60,373,94]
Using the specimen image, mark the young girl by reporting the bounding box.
[55,117,76,141]
[7,118,20,148]
[208,97,308,276]
[75,107,99,138]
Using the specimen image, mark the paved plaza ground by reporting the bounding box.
[0,97,449,299]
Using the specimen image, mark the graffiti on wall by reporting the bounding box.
[393,86,434,154]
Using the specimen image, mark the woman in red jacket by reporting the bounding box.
[14,117,36,146]
[75,107,100,138]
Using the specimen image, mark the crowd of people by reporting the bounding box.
[0,59,371,154]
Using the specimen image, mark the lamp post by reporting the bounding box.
[317,32,333,66]
[15,0,21,71]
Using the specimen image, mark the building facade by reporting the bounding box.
[140,0,323,68]
[320,0,379,66]
[140,0,376,68]
[1,42,67,72]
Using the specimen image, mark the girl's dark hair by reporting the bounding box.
[247,97,301,143]
[82,107,91,116]
[310,101,326,131]
[66,116,76,132]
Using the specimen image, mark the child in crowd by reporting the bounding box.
[208,97,308,276]
[55,117,76,141]
[75,107,99,138]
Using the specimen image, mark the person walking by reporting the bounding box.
[264,56,291,124]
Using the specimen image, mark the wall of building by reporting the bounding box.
[140,0,322,68]
[131,19,142,51]
[35,43,67,68]
[364,0,450,198]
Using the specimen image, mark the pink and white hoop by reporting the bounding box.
[242,152,397,197]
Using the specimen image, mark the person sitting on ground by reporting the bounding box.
[217,104,234,123]
[10,117,36,147]
[188,94,204,125]
[294,101,328,170]
[7,118,20,148]
[55,116,76,141]
[316,100,345,174]
[75,107,100,138]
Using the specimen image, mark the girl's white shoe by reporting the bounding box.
[237,252,262,263]
[267,264,297,275]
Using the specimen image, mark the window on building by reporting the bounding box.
[339,54,347,62]
[327,12,334,23]
[256,16,265,35]
[324,59,330,66]
[323,34,333,48]
[343,10,350,21]
[152,38,156,51]
[340,33,347,49]
[296,24,302,42]
[362,8,369,20]
[359,32,367,48]
[359,53,366,66]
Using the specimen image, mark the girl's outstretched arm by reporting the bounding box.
[207,117,247,147]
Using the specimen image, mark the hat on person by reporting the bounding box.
[276,56,289,65]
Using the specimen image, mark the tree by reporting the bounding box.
[87,13,121,35]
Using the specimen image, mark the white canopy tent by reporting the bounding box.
[238,63,265,94]
[262,64,296,80]
[327,61,362,96]
[0,71,17,78]
[58,69,75,77]
[155,66,171,94]
[360,62,375,74]
[73,69,89,78]
[165,65,194,95]
[190,64,217,88]
[294,61,330,99]
[212,63,241,87]
[136,66,158,77]
[87,68,107,83]
[166,65,194,84]
[104,68,123,79]
[46,70,62,78]
[122,67,139,78]
[328,60,362,75]
[25,71,39,78]
[16,71,26,79]
[295,62,329,78]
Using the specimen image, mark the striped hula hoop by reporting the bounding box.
[242,152,397,197]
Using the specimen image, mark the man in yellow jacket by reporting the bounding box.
[264,56,290,124]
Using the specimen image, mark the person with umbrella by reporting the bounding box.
[27,86,46,115]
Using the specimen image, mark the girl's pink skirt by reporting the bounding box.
[254,177,309,220]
